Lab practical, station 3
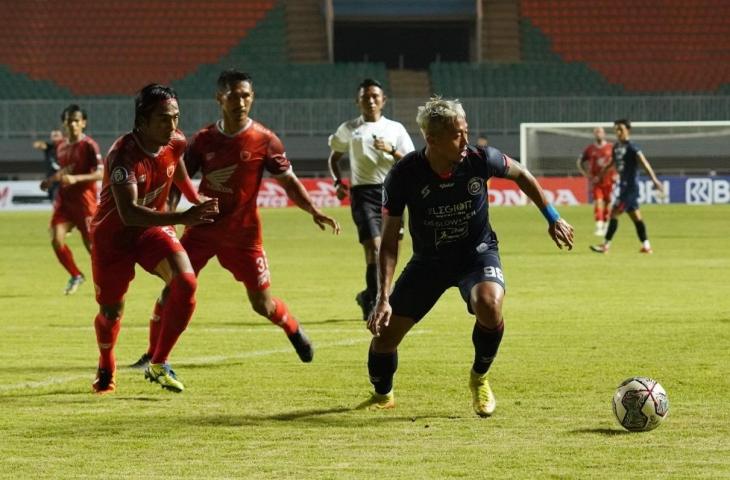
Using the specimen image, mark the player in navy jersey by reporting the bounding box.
[358,98,574,416]
[590,119,664,254]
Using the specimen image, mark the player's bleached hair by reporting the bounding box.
[416,97,466,137]
[61,104,87,122]
[217,69,253,92]
[134,83,178,127]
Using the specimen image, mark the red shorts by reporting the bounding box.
[51,205,94,242]
[181,226,271,292]
[91,226,184,305]
[592,182,614,202]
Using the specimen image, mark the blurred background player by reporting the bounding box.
[32,129,63,201]
[130,70,340,371]
[89,84,218,394]
[476,134,488,148]
[361,98,574,416]
[576,126,615,236]
[39,105,102,295]
[591,119,665,254]
[327,78,414,320]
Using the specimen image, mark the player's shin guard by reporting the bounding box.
[368,348,398,395]
[268,298,299,335]
[605,218,619,242]
[634,220,648,242]
[94,313,121,371]
[54,244,82,277]
[472,320,504,375]
[152,273,197,364]
[147,299,164,356]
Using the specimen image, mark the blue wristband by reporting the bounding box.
[540,204,560,225]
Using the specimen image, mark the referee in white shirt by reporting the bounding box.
[328,78,415,320]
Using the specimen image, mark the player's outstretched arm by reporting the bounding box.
[276,172,341,234]
[505,160,574,250]
[368,213,401,336]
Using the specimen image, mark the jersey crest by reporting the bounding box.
[204,164,238,194]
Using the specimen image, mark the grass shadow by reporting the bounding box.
[569,427,632,436]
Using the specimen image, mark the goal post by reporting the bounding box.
[520,121,730,176]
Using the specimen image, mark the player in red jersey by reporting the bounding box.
[577,126,616,236]
[39,105,102,295]
[130,70,340,370]
[90,84,219,395]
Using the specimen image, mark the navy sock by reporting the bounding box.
[634,220,648,242]
[605,218,618,241]
[472,321,504,375]
[365,263,377,301]
[368,349,397,395]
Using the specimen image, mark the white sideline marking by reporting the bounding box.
[0,331,429,393]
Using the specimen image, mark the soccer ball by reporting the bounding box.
[612,376,669,432]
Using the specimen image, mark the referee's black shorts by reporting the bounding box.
[350,184,383,243]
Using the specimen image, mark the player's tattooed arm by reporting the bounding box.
[368,213,400,336]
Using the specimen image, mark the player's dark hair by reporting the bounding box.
[614,118,631,130]
[358,78,384,93]
[60,104,87,122]
[134,83,178,127]
[217,69,254,92]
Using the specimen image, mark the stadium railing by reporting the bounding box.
[2,96,730,139]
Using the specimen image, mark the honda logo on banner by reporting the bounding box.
[686,178,730,204]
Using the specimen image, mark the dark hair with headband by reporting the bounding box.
[134,83,178,127]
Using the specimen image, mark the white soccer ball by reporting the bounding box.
[612,376,669,432]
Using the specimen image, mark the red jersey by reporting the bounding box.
[54,135,102,215]
[185,120,291,246]
[581,142,615,187]
[91,130,186,245]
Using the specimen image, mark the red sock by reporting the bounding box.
[147,300,164,356]
[152,273,197,364]
[54,244,82,277]
[94,313,121,371]
[268,298,299,336]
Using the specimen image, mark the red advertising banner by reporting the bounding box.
[257,177,588,208]
[487,177,588,206]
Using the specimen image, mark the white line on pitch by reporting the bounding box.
[0,331,429,393]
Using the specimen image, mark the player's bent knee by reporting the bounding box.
[100,303,124,320]
[172,272,197,298]
[473,295,502,325]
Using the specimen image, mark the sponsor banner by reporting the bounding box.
[488,177,588,206]
[2,176,728,211]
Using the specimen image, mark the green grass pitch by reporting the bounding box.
[0,205,728,479]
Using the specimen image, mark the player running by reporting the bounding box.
[90,84,219,394]
[39,105,102,295]
[590,119,665,254]
[130,69,340,371]
[576,126,615,236]
[359,98,574,416]
[328,78,415,320]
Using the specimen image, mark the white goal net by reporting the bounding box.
[520,121,730,176]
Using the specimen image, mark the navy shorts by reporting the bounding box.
[350,184,383,243]
[615,188,639,213]
[389,250,506,322]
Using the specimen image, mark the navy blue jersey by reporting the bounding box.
[383,145,510,260]
[613,140,642,194]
